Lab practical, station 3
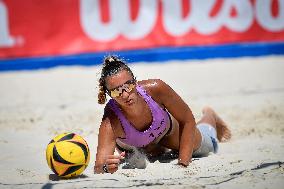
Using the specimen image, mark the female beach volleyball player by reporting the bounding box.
[94,55,231,174]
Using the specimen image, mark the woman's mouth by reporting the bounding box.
[125,99,133,105]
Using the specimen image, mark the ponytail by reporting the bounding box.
[98,78,106,104]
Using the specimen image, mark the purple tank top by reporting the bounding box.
[108,85,170,147]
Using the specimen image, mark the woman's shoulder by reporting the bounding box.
[101,102,122,132]
[103,101,117,120]
[137,79,170,103]
[137,79,167,92]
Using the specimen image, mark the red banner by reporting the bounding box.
[0,0,284,59]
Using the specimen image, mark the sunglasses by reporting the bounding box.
[107,79,136,98]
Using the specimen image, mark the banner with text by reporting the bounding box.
[0,0,284,70]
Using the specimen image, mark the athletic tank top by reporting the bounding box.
[108,85,170,147]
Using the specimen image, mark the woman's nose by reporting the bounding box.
[121,89,130,99]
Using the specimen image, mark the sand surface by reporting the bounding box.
[0,56,283,189]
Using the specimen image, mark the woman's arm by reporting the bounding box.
[150,79,197,166]
[94,116,116,173]
[94,106,124,173]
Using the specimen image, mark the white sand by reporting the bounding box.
[0,56,283,189]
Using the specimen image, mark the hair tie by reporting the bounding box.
[108,57,114,62]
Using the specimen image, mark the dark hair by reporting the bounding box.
[98,55,135,104]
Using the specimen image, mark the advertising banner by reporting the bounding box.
[0,0,284,70]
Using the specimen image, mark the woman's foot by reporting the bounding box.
[202,106,232,142]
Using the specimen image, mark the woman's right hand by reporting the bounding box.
[104,151,125,173]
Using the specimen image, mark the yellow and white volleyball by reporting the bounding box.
[46,133,90,178]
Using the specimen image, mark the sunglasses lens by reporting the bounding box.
[109,80,136,98]
[125,84,135,92]
[110,90,120,98]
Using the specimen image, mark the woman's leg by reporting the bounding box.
[197,106,231,142]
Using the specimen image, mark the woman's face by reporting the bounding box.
[105,69,138,107]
